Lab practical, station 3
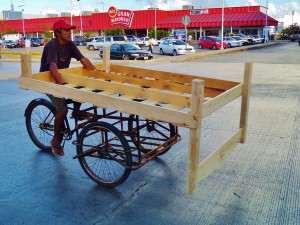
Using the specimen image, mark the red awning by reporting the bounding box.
[158,12,278,28]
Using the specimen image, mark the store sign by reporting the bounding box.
[108,6,134,28]
[190,9,209,15]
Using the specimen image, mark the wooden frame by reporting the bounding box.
[19,53,252,194]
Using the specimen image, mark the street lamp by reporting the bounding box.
[77,0,83,36]
[70,0,74,40]
[154,7,157,40]
[264,0,269,42]
[101,1,104,12]
[220,0,224,49]
[292,10,294,38]
[18,5,25,38]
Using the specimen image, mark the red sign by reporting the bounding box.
[108,6,134,28]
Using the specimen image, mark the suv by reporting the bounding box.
[86,36,126,50]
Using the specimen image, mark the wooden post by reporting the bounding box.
[187,79,205,194]
[21,53,32,78]
[103,45,110,73]
[239,62,252,144]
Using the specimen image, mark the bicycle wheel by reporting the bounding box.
[128,115,176,155]
[77,121,132,187]
[25,99,59,151]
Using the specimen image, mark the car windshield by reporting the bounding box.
[172,40,186,45]
[213,37,222,41]
[121,44,141,50]
[226,37,234,41]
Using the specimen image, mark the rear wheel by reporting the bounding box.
[228,43,231,48]
[77,121,132,187]
[212,45,217,50]
[128,115,176,156]
[88,45,95,51]
[160,48,164,55]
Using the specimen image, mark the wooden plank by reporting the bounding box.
[103,46,110,73]
[203,84,243,117]
[33,72,191,108]
[239,62,252,144]
[19,77,196,128]
[198,129,242,181]
[187,79,205,194]
[110,64,240,91]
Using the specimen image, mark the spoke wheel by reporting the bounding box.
[173,50,177,56]
[77,121,132,187]
[25,99,63,151]
[123,54,130,60]
[128,115,176,156]
[198,44,203,49]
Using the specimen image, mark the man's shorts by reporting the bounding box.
[47,94,67,112]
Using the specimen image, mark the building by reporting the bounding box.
[0,5,278,39]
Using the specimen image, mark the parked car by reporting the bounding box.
[159,39,195,56]
[198,36,228,50]
[99,43,153,60]
[16,39,25,47]
[248,35,261,44]
[86,36,126,50]
[30,37,43,47]
[128,38,145,47]
[2,40,18,48]
[290,34,300,41]
[231,36,249,46]
[139,37,158,46]
[223,37,242,48]
[73,36,98,46]
[226,33,254,44]
[252,35,265,43]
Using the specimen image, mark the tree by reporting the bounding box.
[103,27,125,36]
[148,28,171,39]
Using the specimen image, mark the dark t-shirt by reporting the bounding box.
[39,38,84,72]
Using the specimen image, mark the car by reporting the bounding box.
[231,36,249,46]
[159,39,195,56]
[226,33,254,44]
[290,34,300,41]
[223,37,242,48]
[139,37,158,46]
[29,37,43,47]
[127,38,145,47]
[2,40,18,48]
[198,36,228,50]
[99,43,153,60]
[16,39,25,47]
[86,36,126,50]
[252,35,265,43]
[247,35,261,44]
[73,36,98,46]
[157,37,173,44]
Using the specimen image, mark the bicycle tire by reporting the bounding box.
[25,99,63,151]
[128,115,176,156]
[77,121,132,187]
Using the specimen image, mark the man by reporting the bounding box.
[148,37,153,53]
[40,20,96,156]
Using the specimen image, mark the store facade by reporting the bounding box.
[0,5,278,39]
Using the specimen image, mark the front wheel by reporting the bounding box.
[160,48,164,55]
[77,121,132,187]
[198,44,203,49]
[25,99,59,151]
[172,50,177,56]
[123,54,130,60]
[88,45,95,51]
[212,45,217,50]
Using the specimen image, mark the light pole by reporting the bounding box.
[70,0,74,40]
[220,0,224,49]
[292,10,294,39]
[77,0,83,36]
[154,7,157,40]
[264,0,269,42]
[18,5,25,38]
[101,1,104,12]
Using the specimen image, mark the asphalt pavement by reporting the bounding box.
[0,41,299,225]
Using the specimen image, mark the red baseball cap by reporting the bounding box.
[53,20,76,31]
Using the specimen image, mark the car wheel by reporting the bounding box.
[79,42,83,46]
[228,43,231,48]
[88,45,95,51]
[172,50,177,56]
[212,45,217,50]
[198,44,203,49]
[123,54,129,60]
[160,48,164,55]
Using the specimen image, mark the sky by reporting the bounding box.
[1,0,300,27]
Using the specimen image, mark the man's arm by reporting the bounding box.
[80,57,96,70]
[49,62,63,85]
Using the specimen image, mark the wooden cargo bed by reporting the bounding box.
[19,54,252,194]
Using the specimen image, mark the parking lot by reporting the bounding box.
[0,41,299,225]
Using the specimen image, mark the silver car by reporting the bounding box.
[159,39,195,56]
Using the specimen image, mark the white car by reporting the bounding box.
[159,39,195,56]
[223,37,242,48]
[139,37,158,46]
[127,38,145,47]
